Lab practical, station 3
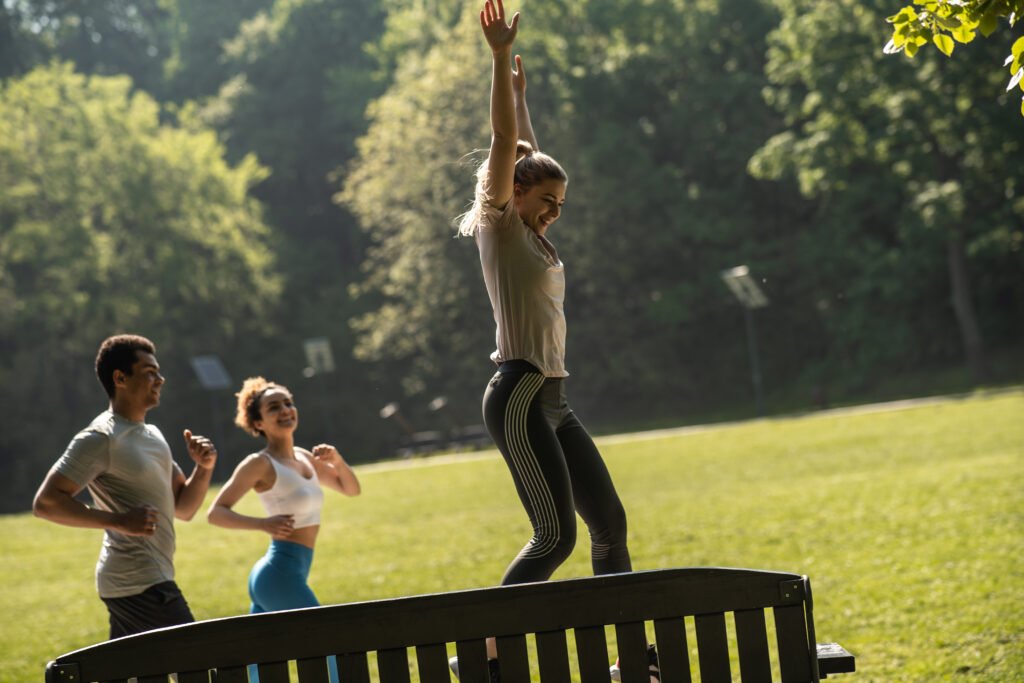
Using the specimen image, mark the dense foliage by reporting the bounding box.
[0,0,1020,512]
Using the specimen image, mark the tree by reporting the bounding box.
[0,62,280,511]
[0,0,171,92]
[343,0,809,424]
[752,0,1023,384]
[883,0,1024,115]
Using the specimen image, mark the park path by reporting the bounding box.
[359,385,1022,473]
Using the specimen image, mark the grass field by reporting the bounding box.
[1,389,1021,682]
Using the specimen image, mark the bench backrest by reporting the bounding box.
[46,567,824,683]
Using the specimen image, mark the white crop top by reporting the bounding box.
[256,451,324,529]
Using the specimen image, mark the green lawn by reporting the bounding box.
[1,389,1021,682]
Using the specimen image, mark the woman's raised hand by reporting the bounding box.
[480,0,519,53]
[512,54,527,96]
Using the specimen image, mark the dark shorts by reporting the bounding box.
[100,580,195,639]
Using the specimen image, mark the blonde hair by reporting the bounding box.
[234,376,288,438]
[457,141,568,237]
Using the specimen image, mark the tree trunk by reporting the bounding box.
[947,226,988,383]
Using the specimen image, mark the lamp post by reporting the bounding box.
[720,265,769,416]
[189,355,232,478]
[302,337,335,441]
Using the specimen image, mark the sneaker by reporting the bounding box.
[448,656,501,682]
[609,643,660,682]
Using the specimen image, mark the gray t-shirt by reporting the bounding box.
[477,198,568,377]
[54,410,182,598]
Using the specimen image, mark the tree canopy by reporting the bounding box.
[0,0,1019,512]
[884,0,1024,115]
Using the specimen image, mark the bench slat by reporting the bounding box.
[536,630,571,683]
[496,633,531,683]
[615,621,650,683]
[256,661,289,683]
[735,608,772,683]
[653,617,691,683]
[339,651,370,683]
[574,625,611,683]
[455,638,489,683]
[212,666,247,682]
[695,613,731,683]
[377,647,411,683]
[177,672,210,683]
[296,655,330,683]
[774,604,812,682]
[414,643,450,683]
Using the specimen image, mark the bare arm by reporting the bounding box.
[206,454,295,539]
[33,470,158,536]
[308,445,361,496]
[172,429,217,521]
[480,0,520,208]
[512,54,539,151]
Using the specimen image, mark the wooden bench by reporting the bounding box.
[45,567,855,682]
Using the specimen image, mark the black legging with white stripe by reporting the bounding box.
[483,360,632,585]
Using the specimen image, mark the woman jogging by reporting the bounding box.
[207,377,360,681]
[452,2,656,680]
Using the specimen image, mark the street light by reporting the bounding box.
[720,265,769,416]
[189,355,232,477]
[302,337,335,441]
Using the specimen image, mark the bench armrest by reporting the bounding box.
[817,642,856,678]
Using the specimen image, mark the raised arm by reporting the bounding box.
[309,445,361,496]
[171,429,217,521]
[512,54,538,151]
[480,0,520,208]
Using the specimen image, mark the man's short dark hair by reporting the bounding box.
[95,335,156,398]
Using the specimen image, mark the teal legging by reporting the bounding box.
[247,540,339,682]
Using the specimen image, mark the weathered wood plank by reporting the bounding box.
[211,665,247,683]
[535,630,571,683]
[455,638,489,683]
[414,643,450,683]
[176,671,211,683]
[338,652,370,683]
[734,609,772,683]
[296,655,330,683]
[255,661,290,683]
[377,647,411,683]
[574,625,611,683]
[653,618,691,683]
[615,621,650,683]
[495,634,530,683]
[694,613,731,683]
[774,604,812,682]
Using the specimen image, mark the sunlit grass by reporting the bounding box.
[1,389,1021,682]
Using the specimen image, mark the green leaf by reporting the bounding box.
[978,13,999,36]
[952,26,976,43]
[906,40,921,57]
[1008,67,1024,92]
[1012,37,1024,60]
[1020,95,1024,117]
[933,34,955,56]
